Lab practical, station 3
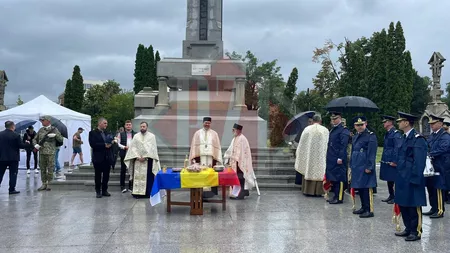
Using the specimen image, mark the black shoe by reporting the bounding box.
[430,212,444,219]
[244,190,250,197]
[102,192,111,197]
[423,210,436,216]
[230,196,244,200]
[328,200,343,204]
[9,190,20,195]
[359,212,374,218]
[405,234,421,241]
[382,196,393,202]
[387,199,394,204]
[352,208,365,215]
[96,192,102,198]
[395,230,410,237]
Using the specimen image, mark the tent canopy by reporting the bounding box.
[0,95,90,121]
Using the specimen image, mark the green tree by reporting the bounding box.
[147,45,156,90]
[154,50,161,85]
[16,95,24,105]
[411,73,431,114]
[65,65,85,112]
[63,79,73,109]
[444,82,450,107]
[82,80,122,126]
[283,67,298,115]
[103,92,135,132]
[133,44,146,94]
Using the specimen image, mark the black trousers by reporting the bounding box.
[236,164,248,197]
[93,162,111,193]
[26,150,38,170]
[331,181,345,201]
[358,188,374,212]
[0,161,19,192]
[119,154,129,188]
[387,181,395,198]
[426,177,446,214]
[400,206,422,236]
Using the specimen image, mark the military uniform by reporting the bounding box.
[32,115,64,191]
[325,112,350,204]
[424,115,450,218]
[350,117,377,218]
[380,115,403,204]
[394,112,427,242]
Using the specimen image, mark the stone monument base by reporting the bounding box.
[133,109,267,148]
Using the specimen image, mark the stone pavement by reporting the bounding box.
[0,170,449,253]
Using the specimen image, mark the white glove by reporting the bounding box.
[34,144,40,150]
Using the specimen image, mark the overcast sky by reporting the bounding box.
[1,0,449,107]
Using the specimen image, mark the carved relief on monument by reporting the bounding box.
[186,0,200,40]
[199,0,208,41]
[428,52,446,102]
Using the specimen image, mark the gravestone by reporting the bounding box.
[0,70,8,111]
[133,0,267,148]
[419,52,450,136]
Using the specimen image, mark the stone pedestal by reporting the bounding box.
[155,77,169,109]
[233,77,247,110]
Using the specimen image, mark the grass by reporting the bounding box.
[376,147,384,163]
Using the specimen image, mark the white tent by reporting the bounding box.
[0,95,91,168]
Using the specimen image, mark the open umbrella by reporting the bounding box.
[325,96,379,113]
[282,111,316,143]
[48,116,68,138]
[15,120,37,133]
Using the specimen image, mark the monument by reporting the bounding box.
[419,52,450,136]
[0,70,8,111]
[133,0,267,147]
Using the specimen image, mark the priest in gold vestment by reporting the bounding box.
[124,122,161,199]
[224,123,255,199]
[189,117,223,198]
[294,115,329,196]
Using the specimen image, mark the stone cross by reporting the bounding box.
[428,52,446,102]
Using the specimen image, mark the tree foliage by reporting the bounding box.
[16,95,24,105]
[103,92,135,132]
[64,65,85,112]
[133,44,146,94]
[411,73,431,115]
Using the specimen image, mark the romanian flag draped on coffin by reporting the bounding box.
[150,168,240,206]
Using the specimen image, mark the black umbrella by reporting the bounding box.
[283,111,316,143]
[48,116,68,138]
[15,120,37,133]
[325,96,379,113]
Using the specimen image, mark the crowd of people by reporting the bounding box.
[295,111,450,241]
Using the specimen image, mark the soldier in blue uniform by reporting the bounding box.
[380,115,403,204]
[394,112,427,242]
[423,114,450,218]
[325,111,350,204]
[350,116,378,218]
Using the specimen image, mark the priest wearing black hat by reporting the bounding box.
[423,114,450,218]
[224,123,256,199]
[349,116,378,218]
[393,112,427,241]
[379,115,403,204]
[189,117,223,198]
[325,111,350,204]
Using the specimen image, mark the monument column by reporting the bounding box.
[233,77,246,110]
[156,77,170,108]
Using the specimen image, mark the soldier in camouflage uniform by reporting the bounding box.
[32,115,64,191]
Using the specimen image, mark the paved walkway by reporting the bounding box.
[0,170,448,253]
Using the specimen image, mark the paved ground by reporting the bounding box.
[1,169,449,253]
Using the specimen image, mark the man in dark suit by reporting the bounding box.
[88,117,114,198]
[0,121,30,194]
[116,120,135,193]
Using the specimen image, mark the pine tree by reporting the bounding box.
[133,44,146,94]
[63,79,73,109]
[154,50,161,88]
[70,65,85,112]
[16,95,24,105]
[147,45,156,90]
[282,67,298,116]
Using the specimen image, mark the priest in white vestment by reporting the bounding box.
[294,115,329,196]
[124,122,161,199]
[189,117,223,198]
[224,123,255,199]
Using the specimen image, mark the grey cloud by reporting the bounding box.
[1,0,450,108]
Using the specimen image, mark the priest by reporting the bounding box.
[295,115,329,196]
[189,117,223,198]
[224,123,255,199]
[124,121,161,199]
